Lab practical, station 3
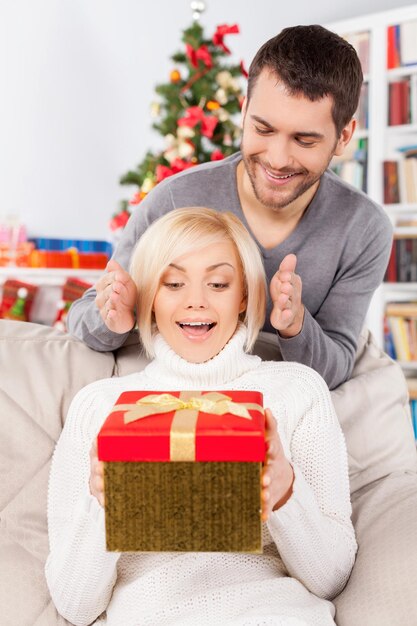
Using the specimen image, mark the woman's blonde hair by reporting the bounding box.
[129,207,267,357]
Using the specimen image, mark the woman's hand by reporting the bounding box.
[94,259,137,333]
[261,408,294,521]
[89,439,105,507]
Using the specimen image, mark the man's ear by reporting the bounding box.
[334,119,356,157]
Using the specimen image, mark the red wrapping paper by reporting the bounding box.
[97,389,265,463]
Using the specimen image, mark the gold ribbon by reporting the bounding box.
[110,391,264,461]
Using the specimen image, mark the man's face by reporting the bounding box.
[240,69,351,211]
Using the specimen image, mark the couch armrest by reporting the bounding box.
[334,472,417,625]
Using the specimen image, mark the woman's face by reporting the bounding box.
[153,241,246,363]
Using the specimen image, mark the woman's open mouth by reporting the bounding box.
[176,321,217,337]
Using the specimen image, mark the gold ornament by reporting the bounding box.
[216,71,241,94]
[215,88,228,105]
[141,177,156,194]
[206,100,220,111]
[170,69,181,83]
[177,126,195,139]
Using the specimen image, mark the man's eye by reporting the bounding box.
[255,126,272,135]
[295,138,316,147]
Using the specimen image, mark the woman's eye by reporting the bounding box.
[163,282,183,290]
[209,282,229,290]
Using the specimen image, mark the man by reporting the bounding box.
[67,24,392,390]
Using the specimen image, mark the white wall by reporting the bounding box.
[1,0,416,240]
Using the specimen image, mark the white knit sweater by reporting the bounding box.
[46,326,357,626]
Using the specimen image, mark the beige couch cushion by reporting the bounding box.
[334,472,417,626]
[0,321,115,626]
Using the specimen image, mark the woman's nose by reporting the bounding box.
[184,286,208,309]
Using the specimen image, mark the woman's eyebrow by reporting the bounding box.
[206,262,235,271]
[168,262,235,272]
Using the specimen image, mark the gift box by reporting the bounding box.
[97,390,265,553]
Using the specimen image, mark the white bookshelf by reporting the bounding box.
[327,5,417,356]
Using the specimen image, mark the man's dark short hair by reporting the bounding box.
[247,25,363,136]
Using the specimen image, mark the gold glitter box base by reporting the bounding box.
[104,461,262,553]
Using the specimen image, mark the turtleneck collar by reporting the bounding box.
[143,324,261,388]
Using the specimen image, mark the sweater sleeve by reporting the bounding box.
[45,385,121,626]
[276,209,393,389]
[266,368,357,600]
[66,182,176,351]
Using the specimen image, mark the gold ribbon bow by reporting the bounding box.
[111,391,264,461]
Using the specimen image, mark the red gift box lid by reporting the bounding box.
[97,390,265,462]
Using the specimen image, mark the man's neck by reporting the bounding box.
[236,161,319,249]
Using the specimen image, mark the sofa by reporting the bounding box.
[1,319,417,626]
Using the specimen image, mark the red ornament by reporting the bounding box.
[109,210,130,232]
[213,24,240,54]
[240,60,249,79]
[178,106,218,139]
[156,158,195,183]
[210,150,225,161]
[185,43,213,69]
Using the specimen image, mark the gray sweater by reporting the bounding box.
[67,152,392,389]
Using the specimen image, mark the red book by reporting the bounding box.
[387,25,401,69]
[389,80,410,125]
[383,160,400,204]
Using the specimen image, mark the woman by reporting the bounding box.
[46,207,356,626]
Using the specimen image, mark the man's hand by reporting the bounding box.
[270,253,304,338]
[261,408,294,521]
[89,439,105,507]
[95,259,137,333]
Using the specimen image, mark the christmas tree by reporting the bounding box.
[110,3,247,232]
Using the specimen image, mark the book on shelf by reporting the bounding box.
[384,301,417,362]
[388,79,411,126]
[409,397,417,440]
[388,74,417,126]
[396,214,417,227]
[387,20,417,69]
[387,24,401,69]
[385,237,417,283]
[383,146,417,205]
[400,19,417,67]
[383,160,401,204]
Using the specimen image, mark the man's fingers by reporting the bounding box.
[106,259,123,273]
[279,253,297,274]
